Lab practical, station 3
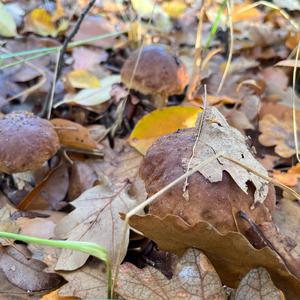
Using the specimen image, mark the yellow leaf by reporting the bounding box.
[40,289,78,299]
[162,0,187,18]
[25,8,57,37]
[65,70,100,89]
[129,106,201,155]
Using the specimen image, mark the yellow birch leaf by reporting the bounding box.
[129,106,201,155]
[162,0,187,18]
[65,70,100,89]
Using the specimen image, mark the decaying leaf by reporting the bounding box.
[129,214,300,299]
[129,106,201,155]
[259,114,299,158]
[55,181,140,271]
[235,267,285,300]
[58,259,107,299]
[117,248,226,300]
[51,118,98,151]
[0,244,63,291]
[187,107,269,204]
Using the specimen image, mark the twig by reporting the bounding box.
[217,0,233,95]
[112,151,224,294]
[182,85,208,199]
[292,41,300,162]
[40,0,96,118]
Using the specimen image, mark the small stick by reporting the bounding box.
[40,0,96,118]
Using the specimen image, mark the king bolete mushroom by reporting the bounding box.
[139,107,276,237]
[121,44,189,107]
[0,112,60,174]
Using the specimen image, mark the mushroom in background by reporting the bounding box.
[121,44,189,107]
[0,112,60,174]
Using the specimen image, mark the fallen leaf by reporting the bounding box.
[51,118,98,151]
[232,2,263,23]
[41,289,78,300]
[0,244,63,291]
[54,182,140,271]
[129,106,201,155]
[72,47,108,70]
[58,259,107,299]
[276,60,300,68]
[0,204,18,234]
[259,114,299,158]
[273,164,300,187]
[17,164,69,211]
[117,248,226,300]
[286,32,300,50]
[55,75,121,107]
[129,214,300,299]
[235,267,285,300]
[65,70,100,89]
[162,0,187,18]
[24,8,57,37]
[273,0,300,10]
[0,2,17,37]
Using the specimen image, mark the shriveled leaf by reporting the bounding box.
[51,118,98,151]
[55,75,121,107]
[65,70,100,89]
[129,214,300,299]
[0,3,17,37]
[117,248,226,300]
[55,182,140,271]
[58,259,107,299]
[235,267,285,300]
[0,244,62,291]
[187,107,269,204]
[129,106,201,155]
[24,8,57,37]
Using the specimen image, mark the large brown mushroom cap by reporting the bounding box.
[121,45,189,98]
[0,112,60,174]
[140,128,276,235]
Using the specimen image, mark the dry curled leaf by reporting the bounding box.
[51,118,98,151]
[129,106,201,155]
[54,182,141,271]
[129,214,300,299]
[117,248,226,300]
[259,114,299,158]
[235,267,285,300]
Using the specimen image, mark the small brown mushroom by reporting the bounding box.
[0,112,60,174]
[139,128,276,236]
[121,44,189,107]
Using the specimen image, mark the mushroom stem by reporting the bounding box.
[151,94,167,108]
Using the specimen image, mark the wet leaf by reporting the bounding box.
[54,182,141,271]
[0,244,63,291]
[51,118,98,151]
[65,70,100,89]
[235,267,285,300]
[0,3,17,37]
[117,248,226,300]
[129,214,300,299]
[129,106,201,155]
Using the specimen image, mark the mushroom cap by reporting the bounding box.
[140,128,276,235]
[121,44,189,97]
[0,112,60,174]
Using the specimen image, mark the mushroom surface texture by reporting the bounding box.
[139,128,276,235]
[121,44,189,107]
[0,112,60,174]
